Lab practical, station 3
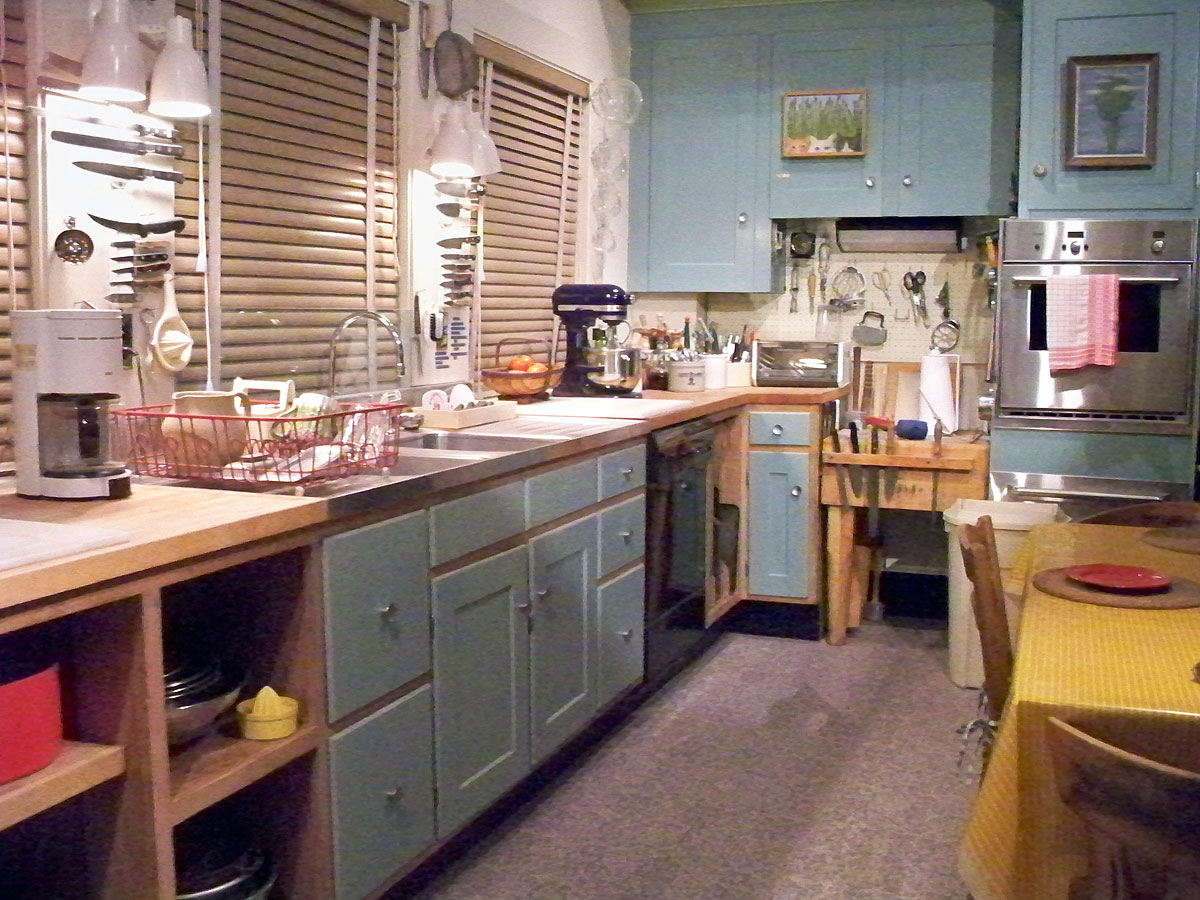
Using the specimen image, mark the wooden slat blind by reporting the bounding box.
[175,0,401,395]
[478,59,581,367]
[0,0,28,464]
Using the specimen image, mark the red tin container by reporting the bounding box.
[0,634,64,784]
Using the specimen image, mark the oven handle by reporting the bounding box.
[1009,486,1170,503]
[1009,276,1181,285]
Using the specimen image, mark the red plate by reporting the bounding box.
[1064,564,1172,593]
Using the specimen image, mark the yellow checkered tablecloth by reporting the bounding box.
[958,522,1200,900]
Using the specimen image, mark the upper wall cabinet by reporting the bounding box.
[769,20,1019,218]
[628,34,781,293]
[1019,0,1200,218]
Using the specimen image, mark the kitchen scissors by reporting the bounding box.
[871,266,894,307]
[903,270,928,325]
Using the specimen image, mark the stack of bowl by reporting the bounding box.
[164,650,245,747]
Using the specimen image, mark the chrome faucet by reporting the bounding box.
[327,311,406,397]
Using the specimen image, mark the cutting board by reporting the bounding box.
[516,397,696,419]
[0,518,129,571]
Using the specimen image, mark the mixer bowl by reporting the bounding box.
[582,348,643,392]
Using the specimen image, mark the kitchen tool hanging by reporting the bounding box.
[828,265,867,310]
[930,281,961,351]
[149,274,193,372]
[788,229,817,258]
[53,218,94,263]
[852,311,888,346]
[51,130,184,157]
[432,1,480,98]
[816,239,831,306]
[903,270,928,325]
[73,160,185,183]
[870,266,894,307]
[436,181,485,198]
[437,234,480,249]
[90,213,186,237]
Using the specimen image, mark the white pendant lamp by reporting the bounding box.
[148,16,211,119]
[79,0,147,103]
[465,109,502,176]
[429,102,475,178]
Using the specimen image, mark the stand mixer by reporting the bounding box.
[551,283,640,397]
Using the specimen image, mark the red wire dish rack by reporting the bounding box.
[112,401,407,485]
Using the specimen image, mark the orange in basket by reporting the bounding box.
[479,338,563,402]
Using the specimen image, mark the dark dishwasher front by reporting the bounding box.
[644,417,721,687]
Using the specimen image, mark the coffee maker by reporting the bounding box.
[12,309,131,500]
[551,283,639,397]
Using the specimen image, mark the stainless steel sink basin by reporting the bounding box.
[392,432,559,452]
[383,451,491,476]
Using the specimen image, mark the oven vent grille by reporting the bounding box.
[1003,408,1186,423]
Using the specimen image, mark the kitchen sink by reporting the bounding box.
[391,432,559,452]
[383,451,493,476]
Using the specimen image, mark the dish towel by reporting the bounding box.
[1045,273,1120,372]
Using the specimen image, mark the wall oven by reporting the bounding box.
[996,219,1198,435]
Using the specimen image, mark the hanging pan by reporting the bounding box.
[433,1,479,99]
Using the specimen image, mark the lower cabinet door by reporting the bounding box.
[747,450,810,597]
[432,546,530,837]
[596,564,645,707]
[529,515,598,761]
[329,685,435,900]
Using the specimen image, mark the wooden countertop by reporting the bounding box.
[0,484,326,611]
[0,387,842,612]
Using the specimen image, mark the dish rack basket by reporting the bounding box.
[112,401,407,485]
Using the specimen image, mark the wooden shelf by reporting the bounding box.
[169,723,323,824]
[0,742,126,831]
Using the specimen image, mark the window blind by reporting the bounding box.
[0,0,28,464]
[477,56,582,368]
[175,0,402,396]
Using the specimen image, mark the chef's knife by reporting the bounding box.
[113,253,169,264]
[111,240,170,250]
[113,262,171,275]
[90,214,185,237]
[74,161,185,183]
[52,130,184,157]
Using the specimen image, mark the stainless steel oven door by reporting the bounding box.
[996,262,1196,433]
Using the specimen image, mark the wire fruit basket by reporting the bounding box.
[479,337,563,401]
[112,400,407,485]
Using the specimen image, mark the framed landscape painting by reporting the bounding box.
[1064,54,1157,168]
[781,90,866,159]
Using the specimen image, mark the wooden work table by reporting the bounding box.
[821,431,989,644]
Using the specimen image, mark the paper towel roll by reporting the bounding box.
[919,353,959,434]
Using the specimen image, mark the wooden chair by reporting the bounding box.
[1045,716,1200,900]
[957,515,1012,723]
[1077,501,1200,528]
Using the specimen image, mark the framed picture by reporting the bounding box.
[1064,54,1158,168]
[781,90,866,159]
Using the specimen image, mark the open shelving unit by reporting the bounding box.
[0,742,125,832]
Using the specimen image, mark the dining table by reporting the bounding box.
[958,521,1200,900]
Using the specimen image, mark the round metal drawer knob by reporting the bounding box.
[772,424,784,435]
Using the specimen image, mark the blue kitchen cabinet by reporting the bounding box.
[747,450,811,598]
[528,515,598,761]
[432,546,531,837]
[595,564,646,707]
[628,33,781,293]
[329,685,435,900]
[323,511,430,722]
[1019,0,1200,218]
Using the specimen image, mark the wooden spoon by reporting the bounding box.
[150,274,193,372]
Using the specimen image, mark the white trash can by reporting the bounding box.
[943,499,1062,688]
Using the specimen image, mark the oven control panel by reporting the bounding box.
[1001,219,1197,263]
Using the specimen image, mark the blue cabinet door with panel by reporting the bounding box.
[430,480,525,566]
[1019,0,1200,217]
[892,24,1018,216]
[768,28,888,218]
[432,547,530,837]
[595,564,645,708]
[323,511,429,722]
[528,515,598,761]
[329,685,435,900]
[747,450,810,598]
[629,33,778,293]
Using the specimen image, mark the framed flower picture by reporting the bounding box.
[1064,54,1158,168]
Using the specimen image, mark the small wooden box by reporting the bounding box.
[413,401,518,430]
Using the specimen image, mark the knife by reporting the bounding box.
[113,262,171,275]
[111,240,171,250]
[52,130,184,158]
[74,161,185,183]
[113,253,169,264]
[90,214,185,237]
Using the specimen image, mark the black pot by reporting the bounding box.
[175,820,275,900]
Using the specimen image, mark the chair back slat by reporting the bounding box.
[957,515,1012,721]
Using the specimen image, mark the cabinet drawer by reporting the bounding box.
[598,495,645,577]
[598,444,646,499]
[330,685,435,900]
[431,480,526,566]
[749,411,811,446]
[324,511,430,721]
[526,458,599,527]
[596,564,645,706]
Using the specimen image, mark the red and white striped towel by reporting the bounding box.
[1045,274,1120,373]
